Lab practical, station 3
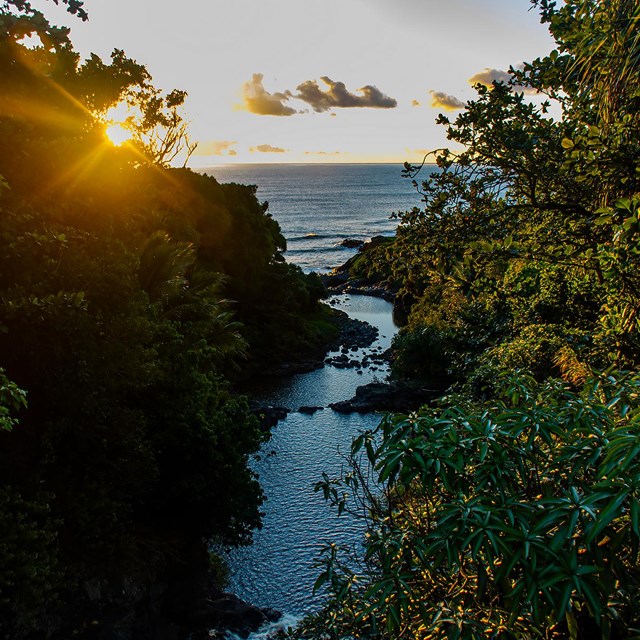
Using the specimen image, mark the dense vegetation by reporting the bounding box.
[0,1,333,637]
[299,0,640,638]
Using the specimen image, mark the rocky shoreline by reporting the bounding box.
[190,583,282,639]
[319,235,399,303]
[329,380,444,414]
[255,307,380,378]
[250,237,445,430]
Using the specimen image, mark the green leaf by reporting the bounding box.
[585,489,629,544]
[631,498,640,536]
[566,610,579,640]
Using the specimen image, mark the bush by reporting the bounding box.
[304,372,640,639]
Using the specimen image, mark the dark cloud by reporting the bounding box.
[429,90,465,111]
[239,74,397,116]
[250,144,287,153]
[239,73,297,116]
[295,76,397,112]
[193,139,238,156]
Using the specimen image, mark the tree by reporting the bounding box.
[384,0,640,383]
[0,5,285,635]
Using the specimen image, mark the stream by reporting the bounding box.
[225,293,399,636]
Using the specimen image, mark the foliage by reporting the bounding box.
[344,237,398,284]
[0,0,86,49]
[0,486,61,640]
[0,2,331,636]
[0,368,27,432]
[380,0,640,386]
[301,373,640,639]
[0,2,195,170]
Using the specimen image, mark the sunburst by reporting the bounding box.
[105,122,133,146]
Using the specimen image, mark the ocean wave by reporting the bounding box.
[288,232,368,242]
[226,613,303,640]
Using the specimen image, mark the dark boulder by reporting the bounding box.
[252,406,291,430]
[329,381,444,414]
[298,406,323,414]
[191,589,281,639]
[338,238,365,248]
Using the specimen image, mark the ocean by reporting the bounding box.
[200,163,427,273]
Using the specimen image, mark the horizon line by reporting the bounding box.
[191,160,439,169]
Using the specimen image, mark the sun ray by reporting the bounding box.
[42,143,110,194]
[9,39,188,193]
[105,122,133,146]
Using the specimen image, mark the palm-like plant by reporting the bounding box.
[138,231,247,363]
[577,0,639,124]
[540,0,640,125]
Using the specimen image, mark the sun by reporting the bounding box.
[105,123,133,146]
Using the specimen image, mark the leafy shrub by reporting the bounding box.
[304,373,640,639]
[478,324,593,382]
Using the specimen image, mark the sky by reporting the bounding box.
[34,0,556,166]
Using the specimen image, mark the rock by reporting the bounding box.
[361,235,392,251]
[319,235,402,303]
[343,282,397,302]
[262,359,324,376]
[298,405,323,414]
[194,590,282,639]
[320,269,350,288]
[252,406,290,430]
[338,238,364,248]
[329,381,444,414]
[328,311,378,350]
[325,353,360,369]
[248,308,379,384]
[321,273,398,303]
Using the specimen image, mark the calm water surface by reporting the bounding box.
[225,295,398,629]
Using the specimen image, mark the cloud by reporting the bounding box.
[429,90,465,111]
[468,67,538,94]
[304,150,345,156]
[239,73,297,116]
[249,144,288,153]
[239,73,397,115]
[468,68,512,87]
[411,99,421,107]
[295,76,397,112]
[193,139,238,156]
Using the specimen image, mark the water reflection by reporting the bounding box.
[226,295,398,617]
